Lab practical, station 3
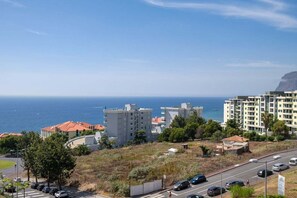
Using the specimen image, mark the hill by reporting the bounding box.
[69,141,297,197]
[276,71,297,91]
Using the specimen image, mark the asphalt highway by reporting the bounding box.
[146,149,297,198]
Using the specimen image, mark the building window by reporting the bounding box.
[130,133,133,136]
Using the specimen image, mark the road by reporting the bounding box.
[142,149,297,198]
[0,157,23,178]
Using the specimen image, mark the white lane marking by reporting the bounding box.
[171,192,178,196]
[174,153,297,196]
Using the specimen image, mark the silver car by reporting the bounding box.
[54,190,69,198]
[272,163,289,172]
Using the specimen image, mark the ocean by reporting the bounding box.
[0,97,227,133]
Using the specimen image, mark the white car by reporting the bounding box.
[272,163,289,172]
[54,190,69,198]
[289,158,297,166]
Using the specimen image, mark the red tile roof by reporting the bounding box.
[223,135,249,142]
[42,121,105,133]
[152,117,165,124]
[0,133,23,139]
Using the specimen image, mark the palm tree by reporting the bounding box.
[261,111,273,141]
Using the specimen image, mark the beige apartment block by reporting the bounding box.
[224,91,297,132]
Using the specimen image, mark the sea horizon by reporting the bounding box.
[0,96,227,133]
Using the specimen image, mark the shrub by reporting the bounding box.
[230,185,254,198]
[72,145,91,156]
[128,166,152,180]
[110,181,130,197]
[274,135,285,141]
[257,195,285,198]
[268,136,275,142]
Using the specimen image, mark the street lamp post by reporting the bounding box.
[216,153,223,198]
[249,155,281,198]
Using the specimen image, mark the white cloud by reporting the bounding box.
[226,60,295,68]
[0,0,25,8]
[25,29,48,36]
[144,0,297,29]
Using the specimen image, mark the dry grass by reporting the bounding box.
[70,140,297,195]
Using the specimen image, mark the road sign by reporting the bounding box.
[278,175,285,196]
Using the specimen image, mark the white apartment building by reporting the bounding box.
[224,91,297,132]
[103,104,152,146]
[161,103,203,128]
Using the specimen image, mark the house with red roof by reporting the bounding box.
[41,121,105,139]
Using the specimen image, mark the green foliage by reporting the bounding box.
[158,128,172,142]
[80,130,96,136]
[274,135,285,141]
[0,135,21,154]
[47,133,69,143]
[170,116,186,128]
[133,130,147,145]
[199,145,212,157]
[211,130,225,142]
[226,119,240,129]
[169,128,187,142]
[184,122,198,140]
[225,127,242,137]
[186,111,206,126]
[99,134,114,149]
[230,185,254,198]
[272,120,289,138]
[202,120,222,138]
[128,166,152,180]
[110,181,130,197]
[72,145,91,156]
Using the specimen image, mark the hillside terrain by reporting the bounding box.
[70,141,297,196]
[276,71,297,91]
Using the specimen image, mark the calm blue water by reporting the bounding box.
[0,97,227,133]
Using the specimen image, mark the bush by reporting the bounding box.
[110,181,130,197]
[268,136,275,142]
[72,145,91,156]
[128,166,152,180]
[274,135,285,141]
[230,185,254,198]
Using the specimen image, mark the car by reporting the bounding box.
[207,186,226,197]
[186,194,204,198]
[272,163,289,172]
[5,186,16,193]
[49,187,59,195]
[190,174,207,185]
[289,158,297,166]
[257,169,273,177]
[42,186,51,193]
[173,180,191,191]
[225,180,245,190]
[31,182,39,189]
[55,190,69,198]
[14,177,22,182]
[37,184,45,191]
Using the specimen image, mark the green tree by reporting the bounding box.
[20,131,42,182]
[203,120,222,138]
[0,135,21,154]
[157,128,172,142]
[272,120,289,138]
[169,128,186,142]
[133,130,147,144]
[225,127,242,137]
[72,145,91,156]
[99,134,113,149]
[199,145,211,157]
[170,116,186,128]
[80,130,96,136]
[261,111,273,141]
[47,133,68,144]
[226,119,240,129]
[186,111,206,125]
[37,137,76,189]
[184,122,198,140]
[211,130,224,142]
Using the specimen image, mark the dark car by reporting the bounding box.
[42,186,51,193]
[173,180,191,191]
[190,174,207,185]
[37,184,45,191]
[5,186,16,193]
[225,180,245,190]
[207,186,226,197]
[257,169,273,178]
[31,182,39,189]
[186,194,204,198]
[49,187,59,195]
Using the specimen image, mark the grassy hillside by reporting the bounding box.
[70,140,297,196]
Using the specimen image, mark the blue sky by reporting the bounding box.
[0,0,296,97]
